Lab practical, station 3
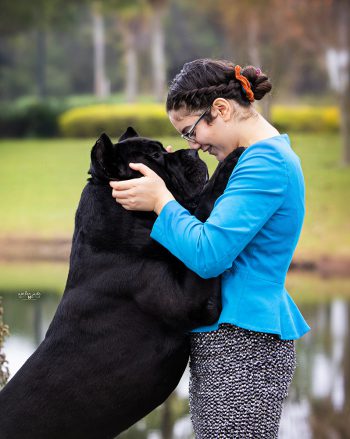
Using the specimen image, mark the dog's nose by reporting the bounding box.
[188,149,199,158]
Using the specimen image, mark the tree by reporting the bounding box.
[108,1,147,102]
[0,0,83,99]
[199,0,301,121]
[284,0,350,166]
[92,2,110,98]
[148,0,168,102]
[337,0,350,166]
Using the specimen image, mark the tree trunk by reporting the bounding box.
[92,2,110,98]
[120,21,138,103]
[36,28,46,99]
[247,10,272,121]
[340,79,350,166]
[150,6,166,102]
[160,392,174,439]
[338,0,350,166]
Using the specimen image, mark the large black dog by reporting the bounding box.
[0,127,244,438]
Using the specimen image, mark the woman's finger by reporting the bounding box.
[112,188,134,199]
[129,162,157,177]
[114,196,133,207]
[115,198,139,210]
[109,180,134,190]
[166,145,173,153]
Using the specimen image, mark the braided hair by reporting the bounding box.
[166,58,272,121]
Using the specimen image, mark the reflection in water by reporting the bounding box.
[330,300,347,411]
[1,291,349,438]
[289,299,350,439]
[173,415,193,438]
[279,398,312,439]
[311,299,347,406]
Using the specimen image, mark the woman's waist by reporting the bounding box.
[222,266,285,289]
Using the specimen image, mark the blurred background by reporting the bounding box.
[0,0,350,438]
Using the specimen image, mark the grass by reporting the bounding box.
[0,133,349,259]
[286,271,350,303]
[290,133,350,259]
[1,261,350,305]
[0,262,69,295]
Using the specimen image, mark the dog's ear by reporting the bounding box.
[88,133,114,179]
[91,133,113,161]
[118,126,139,142]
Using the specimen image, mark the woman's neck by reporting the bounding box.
[237,112,280,148]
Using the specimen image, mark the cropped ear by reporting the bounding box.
[94,132,113,160]
[88,132,114,178]
[119,126,139,142]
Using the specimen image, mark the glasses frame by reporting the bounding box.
[181,106,211,142]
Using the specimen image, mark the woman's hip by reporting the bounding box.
[189,323,296,399]
[188,323,297,438]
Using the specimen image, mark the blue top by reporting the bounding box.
[150,134,311,340]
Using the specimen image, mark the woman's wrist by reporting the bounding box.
[154,191,175,215]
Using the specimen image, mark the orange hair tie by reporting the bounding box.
[234,65,255,102]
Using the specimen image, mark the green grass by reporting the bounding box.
[0,133,349,258]
[290,133,350,259]
[0,262,69,294]
[286,271,350,303]
[1,261,350,304]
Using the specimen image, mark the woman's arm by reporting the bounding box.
[150,148,288,279]
[110,147,288,279]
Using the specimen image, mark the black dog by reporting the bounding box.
[0,127,244,438]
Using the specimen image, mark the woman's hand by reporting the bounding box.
[109,162,175,215]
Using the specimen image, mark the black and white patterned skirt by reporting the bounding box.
[189,323,296,438]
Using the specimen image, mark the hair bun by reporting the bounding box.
[241,65,272,101]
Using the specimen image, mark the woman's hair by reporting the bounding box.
[166,58,272,116]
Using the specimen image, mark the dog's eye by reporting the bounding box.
[151,152,161,159]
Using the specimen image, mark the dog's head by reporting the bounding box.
[88,127,209,211]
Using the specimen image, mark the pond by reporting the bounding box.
[1,279,349,439]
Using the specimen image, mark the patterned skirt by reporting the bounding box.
[189,323,296,439]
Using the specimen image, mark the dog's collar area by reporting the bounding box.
[88,175,119,186]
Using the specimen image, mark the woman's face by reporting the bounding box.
[168,100,242,162]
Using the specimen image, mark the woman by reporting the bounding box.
[109,59,310,438]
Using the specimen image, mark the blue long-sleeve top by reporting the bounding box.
[150,134,311,340]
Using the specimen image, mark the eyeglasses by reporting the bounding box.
[181,106,211,142]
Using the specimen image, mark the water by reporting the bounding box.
[1,291,350,438]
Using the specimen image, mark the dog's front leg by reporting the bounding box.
[133,267,221,331]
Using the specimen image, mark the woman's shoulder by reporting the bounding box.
[247,133,290,154]
[236,133,300,169]
[233,134,289,167]
[230,133,303,191]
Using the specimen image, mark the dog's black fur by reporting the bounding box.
[0,127,245,438]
